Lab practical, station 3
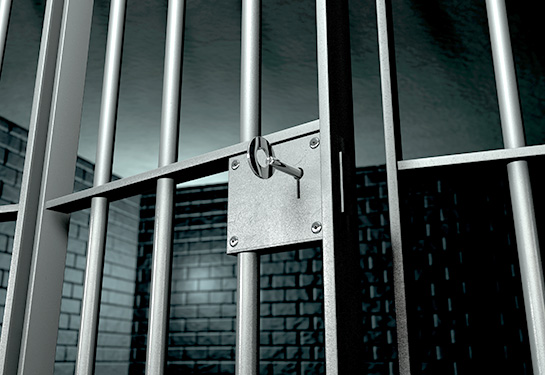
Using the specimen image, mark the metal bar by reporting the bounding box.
[75,0,127,373]
[376,0,411,373]
[399,143,545,170]
[0,203,18,221]
[145,1,185,374]
[0,0,64,373]
[46,119,318,213]
[15,1,94,373]
[316,0,363,373]
[0,0,12,76]
[486,1,545,373]
[236,0,261,373]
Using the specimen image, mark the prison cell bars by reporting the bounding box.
[146,1,186,374]
[0,2,329,373]
[5,0,544,373]
[377,0,545,374]
[75,0,127,374]
[236,0,261,373]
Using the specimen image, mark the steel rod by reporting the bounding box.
[376,0,411,373]
[45,120,318,214]
[398,143,545,170]
[486,1,545,373]
[236,0,261,373]
[75,0,127,373]
[0,0,64,373]
[0,0,12,76]
[145,1,185,374]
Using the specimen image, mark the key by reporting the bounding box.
[247,136,304,197]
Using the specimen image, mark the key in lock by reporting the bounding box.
[247,136,304,198]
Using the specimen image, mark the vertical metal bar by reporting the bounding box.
[0,0,12,76]
[486,1,545,373]
[376,0,411,374]
[145,1,185,374]
[75,0,127,374]
[236,0,261,374]
[316,0,363,373]
[15,1,94,374]
[0,0,64,373]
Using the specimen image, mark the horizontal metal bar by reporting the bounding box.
[398,143,545,170]
[46,119,319,213]
[0,203,18,221]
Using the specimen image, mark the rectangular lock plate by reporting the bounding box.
[227,133,322,254]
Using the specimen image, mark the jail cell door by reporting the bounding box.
[0,0,363,374]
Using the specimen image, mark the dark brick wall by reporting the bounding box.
[132,163,535,374]
[133,186,325,375]
[0,117,141,375]
[400,165,532,375]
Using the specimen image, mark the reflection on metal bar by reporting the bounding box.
[0,0,64,373]
[75,0,127,374]
[236,0,261,373]
[16,1,94,374]
[145,1,185,374]
[46,120,319,214]
[0,0,12,75]
[0,203,18,221]
[316,0,363,373]
[376,0,411,374]
[486,1,545,373]
[399,143,545,170]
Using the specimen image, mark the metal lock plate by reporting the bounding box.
[227,134,322,254]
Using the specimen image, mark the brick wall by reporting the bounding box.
[0,117,141,375]
[400,165,533,374]
[133,186,325,374]
[132,164,535,374]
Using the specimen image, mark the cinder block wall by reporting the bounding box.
[0,117,141,375]
[131,165,534,375]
